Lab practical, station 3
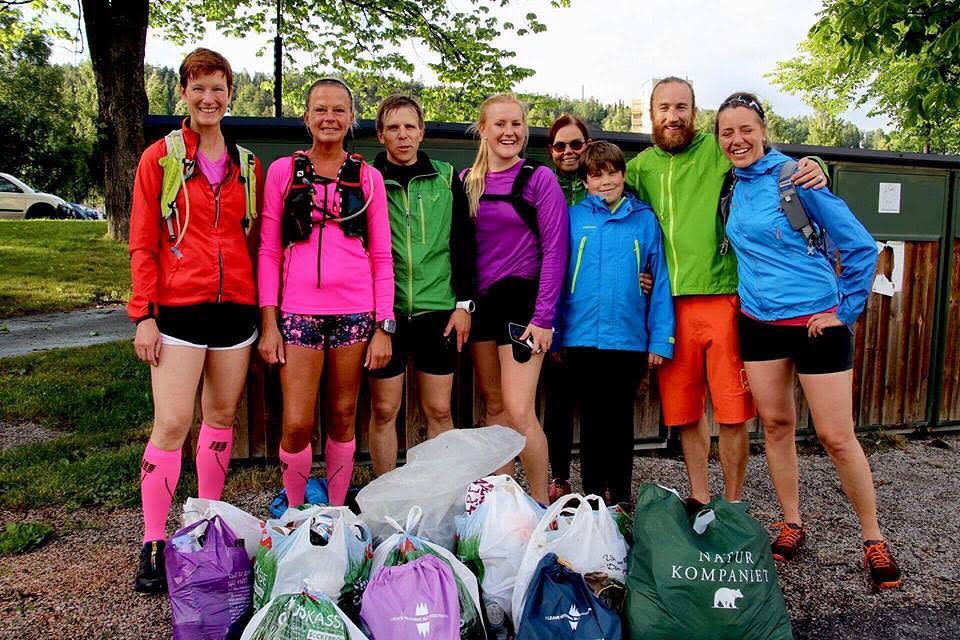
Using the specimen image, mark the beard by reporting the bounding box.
[652,119,696,153]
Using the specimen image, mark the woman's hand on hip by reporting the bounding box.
[806,311,843,337]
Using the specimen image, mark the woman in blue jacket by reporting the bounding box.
[557,141,674,505]
[716,92,901,591]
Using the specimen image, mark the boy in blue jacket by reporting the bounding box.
[557,141,674,504]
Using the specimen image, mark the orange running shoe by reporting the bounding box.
[771,522,805,562]
[863,540,904,590]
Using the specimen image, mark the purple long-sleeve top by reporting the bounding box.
[463,162,569,328]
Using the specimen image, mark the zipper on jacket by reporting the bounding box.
[217,251,224,303]
[634,239,643,295]
[417,193,426,244]
[665,159,679,293]
[402,190,415,319]
[570,235,587,294]
[214,190,221,228]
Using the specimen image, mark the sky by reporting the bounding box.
[48,0,886,130]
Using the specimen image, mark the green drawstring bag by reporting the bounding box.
[624,484,793,640]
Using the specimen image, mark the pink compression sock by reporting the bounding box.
[279,444,312,507]
[140,442,183,543]
[195,421,234,500]
[325,437,356,507]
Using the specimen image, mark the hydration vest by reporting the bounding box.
[468,158,543,238]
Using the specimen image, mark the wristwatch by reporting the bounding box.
[378,318,397,334]
[455,300,476,313]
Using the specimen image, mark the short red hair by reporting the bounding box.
[179,48,233,91]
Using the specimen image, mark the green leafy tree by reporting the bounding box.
[0,30,98,202]
[16,0,570,240]
[601,101,631,133]
[771,0,960,153]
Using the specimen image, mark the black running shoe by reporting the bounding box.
[133,540,167,594]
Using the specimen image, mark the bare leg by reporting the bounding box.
[417,371,455,438]
[718,422,749,501]
[200,346,252,427]
[677,416,711,503]
[800,370,882,541]
[472,341,507,426]
[323,342,367,442]
[149,345,207,450]
[744,359,801,523]
[278,344,325,452]
[368,374,404,476]
[498,344,549,503]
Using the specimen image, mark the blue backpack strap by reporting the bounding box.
[777,160,821,255]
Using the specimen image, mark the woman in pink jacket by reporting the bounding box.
[258,78,394,507]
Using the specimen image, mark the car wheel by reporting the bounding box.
[25,203,57,219]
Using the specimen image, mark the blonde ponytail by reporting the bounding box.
[464,93,529,218]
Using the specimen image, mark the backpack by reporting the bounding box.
[718,160,826,257]
[158,128,257,236]
[468,158,543,238]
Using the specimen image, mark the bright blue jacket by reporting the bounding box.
[726,149,877,330]
[557,193,675,358]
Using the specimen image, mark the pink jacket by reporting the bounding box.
[258,155,395,320]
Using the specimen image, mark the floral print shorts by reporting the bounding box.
[279,311,375,350]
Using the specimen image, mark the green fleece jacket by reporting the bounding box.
[625,131,739,296]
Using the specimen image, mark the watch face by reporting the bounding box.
[380,319,397,334]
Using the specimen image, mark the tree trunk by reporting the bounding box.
[82,0,149,241]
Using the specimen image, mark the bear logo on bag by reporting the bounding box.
[713,587,744,609]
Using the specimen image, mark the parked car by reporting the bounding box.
[0,172,74,219]
[67,202,105,220]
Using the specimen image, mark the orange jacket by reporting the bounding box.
[127,120,264,322]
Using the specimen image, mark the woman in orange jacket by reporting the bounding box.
[127,48,263,594]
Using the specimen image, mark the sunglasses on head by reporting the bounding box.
[720,95,765,121]
[549,139,586,153]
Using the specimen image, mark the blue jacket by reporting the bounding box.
[726,149,877,329]
[557,193,675,358]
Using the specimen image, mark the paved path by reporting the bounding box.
[0,305,131,358]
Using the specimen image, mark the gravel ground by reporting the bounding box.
[1,435,957,640]
[0,305,130,359]
[0,421,60,450]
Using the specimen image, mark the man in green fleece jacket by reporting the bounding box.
[368,95,476,476]
[625,77,827,510]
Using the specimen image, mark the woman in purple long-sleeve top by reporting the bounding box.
[462,94,569,504]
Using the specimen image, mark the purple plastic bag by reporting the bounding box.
[361,554,460,640]
[165,515,253,640]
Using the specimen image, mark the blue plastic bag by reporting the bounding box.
[268,478,329,518]
[516,553,623,640]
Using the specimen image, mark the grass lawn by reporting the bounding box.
[0,341,151,509]
[0,220,129,318]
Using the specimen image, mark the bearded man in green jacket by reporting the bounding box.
[625,77,827,511]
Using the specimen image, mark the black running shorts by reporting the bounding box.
[367,310,458,379]
[737,313,853,375]
[156,303,259,350]
[470,277,538,346]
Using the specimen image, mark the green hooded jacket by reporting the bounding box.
[556,171,587,207]
[625,131,739,296]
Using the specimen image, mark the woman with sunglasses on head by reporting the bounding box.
[463,94,569,504]
[128,48,264,593]
[258,78,393,510]
[715,92,901,591]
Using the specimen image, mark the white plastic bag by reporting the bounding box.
[455,475,544,618]
[253,506,372,612]
[371,507,486,640]
[511,493,628,627]
[241,589,369,640]
[181,497,266,561]
[356,426,525,549]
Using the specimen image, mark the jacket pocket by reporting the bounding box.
[570,235,588,294]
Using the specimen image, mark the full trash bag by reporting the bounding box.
[371,507,485,640]
[512,494,628,628]
[241,589,370,640]
[361,553,461,640]
[455,475,544,618]
[516,553,623,640]
[165,515,253,640]
[182,497,267,561]
[624,484,793,640]
[253,506,372,617]
[356,426,525,549]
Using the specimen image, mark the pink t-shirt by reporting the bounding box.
[258,155,394,320]
[196,149,230,192]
